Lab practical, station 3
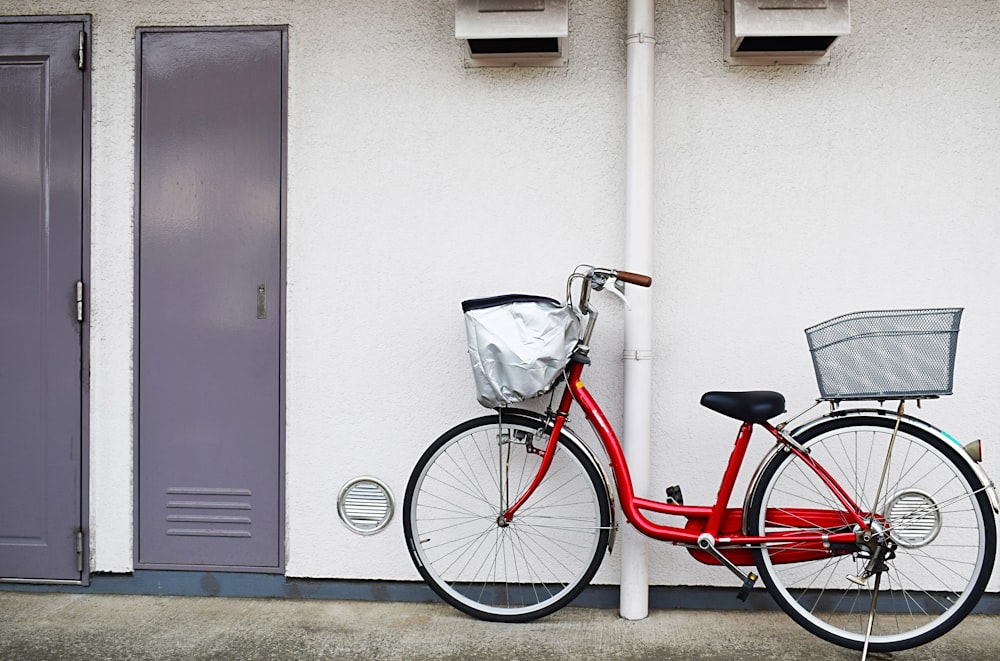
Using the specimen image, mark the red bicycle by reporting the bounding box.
[403,266,998,654]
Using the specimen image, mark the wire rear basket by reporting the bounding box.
[805,308,962,401]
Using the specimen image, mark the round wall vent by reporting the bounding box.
[338,477,394,535]
[886,489,942,548]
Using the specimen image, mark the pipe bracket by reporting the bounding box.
[625,32,657,45]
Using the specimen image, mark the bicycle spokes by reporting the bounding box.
[405,413,611,622]
[749,415,995,653]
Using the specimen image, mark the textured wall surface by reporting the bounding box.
[2,0,997,591]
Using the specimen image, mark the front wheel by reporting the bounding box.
[403,412,611,622]
[748,415,996,652]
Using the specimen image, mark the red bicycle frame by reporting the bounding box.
[503,359,866,564]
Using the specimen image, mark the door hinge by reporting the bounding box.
[76,281,84,322]
[77,30,86,71]
[76,529,84,573]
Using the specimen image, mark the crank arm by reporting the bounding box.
[697,534,758,600]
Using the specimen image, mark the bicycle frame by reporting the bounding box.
[502,358,865,562]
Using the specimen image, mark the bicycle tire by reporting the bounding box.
[747,415,996,652]
[403,411,611,622]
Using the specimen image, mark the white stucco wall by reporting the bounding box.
[647,0,1000,588]
[4,0,998,593]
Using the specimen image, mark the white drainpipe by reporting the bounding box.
[621,0,655,621]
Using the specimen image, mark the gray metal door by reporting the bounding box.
[137,28,285,570]
[0,17,88,582]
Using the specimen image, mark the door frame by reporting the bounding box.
[132,25,288,573]
[0,13,91,586]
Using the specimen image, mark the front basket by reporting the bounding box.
[463,294,581,409]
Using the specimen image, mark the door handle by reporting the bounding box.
[257,284,267,319]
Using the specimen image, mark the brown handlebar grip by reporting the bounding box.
[615,270,653,287]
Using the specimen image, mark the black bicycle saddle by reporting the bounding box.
[700,391,786,423]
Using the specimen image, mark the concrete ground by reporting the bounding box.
[1,592,997,660]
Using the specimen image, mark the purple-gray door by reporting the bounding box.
[137,27,285,571]
[0,17,88,582]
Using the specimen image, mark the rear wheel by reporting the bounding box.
[748,415,996,652]
[403,412,611,622]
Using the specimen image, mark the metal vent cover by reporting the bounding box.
[338,477,394,535]
[456,0,568,67]
[725,0,851,65]
[886,489,942,549]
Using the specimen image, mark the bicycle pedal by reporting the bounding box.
[736,572,758,602]
[665,485,684,506]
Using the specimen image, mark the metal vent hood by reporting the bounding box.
[456,0,568,67]
[725,0,851,65]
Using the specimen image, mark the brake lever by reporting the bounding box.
[606,278,631,310]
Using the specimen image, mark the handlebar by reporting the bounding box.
[614,270,653,288]
[567,266,652,351]
[569,266,653,319]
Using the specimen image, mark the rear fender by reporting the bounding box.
[742,407,999,537]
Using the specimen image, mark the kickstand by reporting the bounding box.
[860,572,882,661]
